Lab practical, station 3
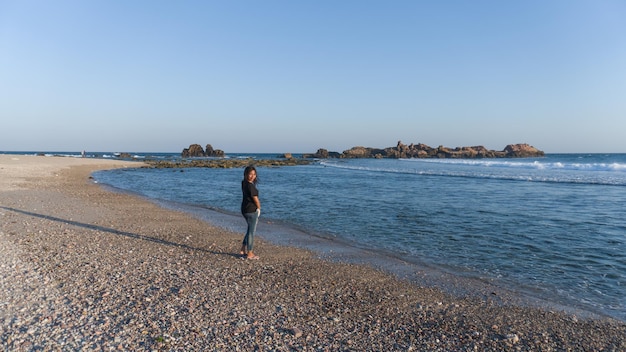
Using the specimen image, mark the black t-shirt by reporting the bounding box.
[241,180,259,214]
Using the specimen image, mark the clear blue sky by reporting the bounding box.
[1,1,625,153]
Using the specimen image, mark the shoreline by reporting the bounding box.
[144,196,610,321]
[1,154,625,350]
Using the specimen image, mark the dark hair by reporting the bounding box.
[243,165,258,184]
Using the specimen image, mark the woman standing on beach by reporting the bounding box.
[241,166,261,260]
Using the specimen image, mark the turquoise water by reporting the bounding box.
[93,153,626,321]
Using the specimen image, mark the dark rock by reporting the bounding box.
[181,144,225,158]
[182,144,205,158]
[315,149,330,158]
[342,146,372,158]
[113,152,133,159]
[205,144,225,157]
[503,143,545,158]
[302,149,341,159]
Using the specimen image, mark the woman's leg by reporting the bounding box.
[243,211,260,252]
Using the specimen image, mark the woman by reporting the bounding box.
[240,165,261,259]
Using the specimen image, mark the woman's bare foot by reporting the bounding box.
[240,245,247,256]
[246,251,259,260]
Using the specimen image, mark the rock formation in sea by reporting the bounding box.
[303,141,544,159]
[181,141,544,160]
[181,144,225,158]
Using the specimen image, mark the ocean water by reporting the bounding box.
[92,153,626,321]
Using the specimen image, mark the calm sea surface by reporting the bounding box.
[91,153,626,321]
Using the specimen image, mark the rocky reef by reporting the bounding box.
[154,142,544,169]
[145,157,311,169]
[181,142,543,161]
[302,141,544,159]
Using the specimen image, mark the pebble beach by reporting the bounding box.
[1,155,625,351]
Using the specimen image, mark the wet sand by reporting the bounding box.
[1,154,625,351]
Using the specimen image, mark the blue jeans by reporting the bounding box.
[242,210,260,251]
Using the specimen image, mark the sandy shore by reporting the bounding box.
[1,154,625,351]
